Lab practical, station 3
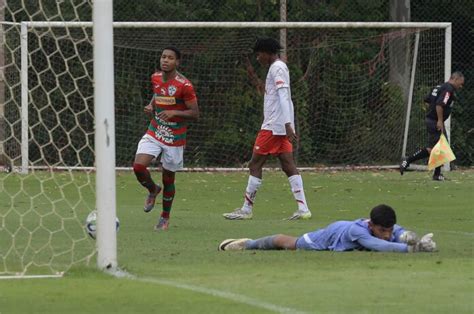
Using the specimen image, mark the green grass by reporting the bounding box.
[1,170,473,313]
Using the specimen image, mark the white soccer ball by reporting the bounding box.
[85,210,120,239]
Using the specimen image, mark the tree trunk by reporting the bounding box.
[389,0,411,102]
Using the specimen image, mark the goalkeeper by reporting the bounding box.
[219,204,436,253]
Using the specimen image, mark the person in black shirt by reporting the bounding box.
[400,71,464,181]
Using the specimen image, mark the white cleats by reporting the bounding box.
[287,209,312,220]
[223,208,253,220]
[218,238,252,251]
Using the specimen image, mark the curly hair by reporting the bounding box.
[253,37,282,54]
[162,46,181,59]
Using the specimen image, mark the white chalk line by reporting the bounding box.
[418,229,474,237]
[109,269,307,314]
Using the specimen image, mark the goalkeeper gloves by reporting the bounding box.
[398,230,418,245]
[408,233,437,252]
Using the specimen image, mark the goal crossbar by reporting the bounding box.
[15,21,452,173]
[14,21,452,173]
[18,21,451,29]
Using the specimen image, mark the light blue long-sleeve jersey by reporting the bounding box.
[295,219,408,252]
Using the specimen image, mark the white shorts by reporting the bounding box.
[136,135,184,172]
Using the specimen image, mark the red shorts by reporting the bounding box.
[253,130,293,156]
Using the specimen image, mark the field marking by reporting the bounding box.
[110,269,307,314]
[418,229,474,237]
[0,274,63,280]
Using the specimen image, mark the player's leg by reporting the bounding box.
[155,168,175,231]
[219,234,297,251]
[278,152,311,220]
[133,137,163,212]
[223,131,272,220]
[223,153,267,220]
[155,145,183,231]
[400,147,430,175]
[400,119,437,176]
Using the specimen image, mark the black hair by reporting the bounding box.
[370,204,396,228]
[162,46,181,59]
[253,37,282,54]
[450,71,464,80]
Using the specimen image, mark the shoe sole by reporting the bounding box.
[287,213,312,220]
[222,213,253,220]
[218,238,250,251]
[218,239,236,251]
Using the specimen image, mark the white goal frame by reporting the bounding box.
[12,21,451,272]
[17,21,452,174]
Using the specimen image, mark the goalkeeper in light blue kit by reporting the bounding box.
[219,204,436,253]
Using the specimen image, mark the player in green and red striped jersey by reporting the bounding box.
[133,46,199,231]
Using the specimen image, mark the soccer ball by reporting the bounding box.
[85,210,120,239]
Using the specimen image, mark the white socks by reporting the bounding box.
[242,175,262,212]
[288,174,310,212]
[242,174,309,213]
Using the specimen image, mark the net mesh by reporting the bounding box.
[5,26,446,168]
[0,24,446,275]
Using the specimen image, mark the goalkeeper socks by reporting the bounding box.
[245,235,278,250]
[133,163,157,193]
[288,174,309,212]
[433,166,441,177]
[242,175,262,212]
[162,173,175,215]
[406,148,429,164]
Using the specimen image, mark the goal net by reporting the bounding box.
[0,22,449,276]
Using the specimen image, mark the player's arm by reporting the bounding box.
[435,105,444,131]
[276,86,297,143]
[144,97,155,117]
[352,226,436,253]
[435,87,450,131]
[348,225,408,252]
[357,233,409,252]
[156,98,199,121]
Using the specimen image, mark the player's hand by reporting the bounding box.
[408,233,437,252]
[157,110,176,121]
[398,231,418,245]
[144,104,154,116]
[285,124,298,143]
[436,120,444,132]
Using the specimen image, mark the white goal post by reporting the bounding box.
[0,21,451,277]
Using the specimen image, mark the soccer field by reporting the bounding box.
[1,170,473,313]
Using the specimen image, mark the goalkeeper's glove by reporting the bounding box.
[398,230,418,245]
[408,233,437,252]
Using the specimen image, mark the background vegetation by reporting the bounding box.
[1,0,472,168]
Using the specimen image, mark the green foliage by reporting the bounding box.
[2,0,472,167]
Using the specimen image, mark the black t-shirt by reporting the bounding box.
[425,82,456,121]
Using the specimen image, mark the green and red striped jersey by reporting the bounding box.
[146,71,197,146]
